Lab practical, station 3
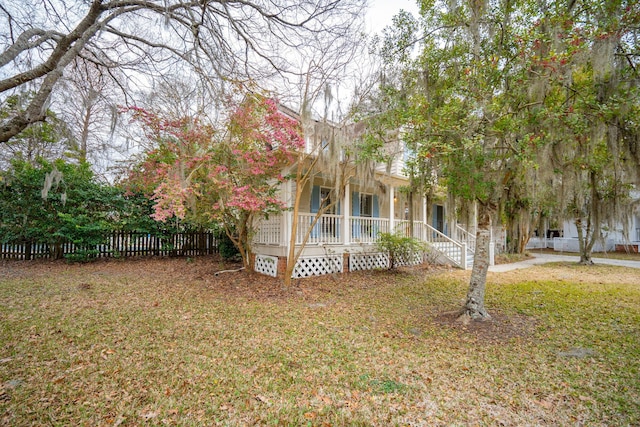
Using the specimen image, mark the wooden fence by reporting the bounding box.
[0,231,218,260]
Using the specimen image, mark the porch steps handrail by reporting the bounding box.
[454,224,476,256]
[423,223,469,269]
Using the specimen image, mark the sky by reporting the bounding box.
[366,0,420,35]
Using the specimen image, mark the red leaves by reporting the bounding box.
[123,94,303,236]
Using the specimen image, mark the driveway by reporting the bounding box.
[489,253,640,272]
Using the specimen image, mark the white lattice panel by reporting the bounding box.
[396,251,423,266]
[349,252,389,271]
[255,255,278,277]
[293,255,343,278]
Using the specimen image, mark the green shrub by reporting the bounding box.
[376,231,426,270]
[217,229,240,261]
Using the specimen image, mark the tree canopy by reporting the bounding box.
[124,94,304,270]
[0,0,365,143]
[367,0,640,319]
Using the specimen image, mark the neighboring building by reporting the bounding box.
[526,191,640,253]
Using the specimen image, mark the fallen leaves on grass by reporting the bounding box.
[0,257,638,426]
[432,310,537,343]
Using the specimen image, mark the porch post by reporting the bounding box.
[282,179,292,249]
[422,195,428,242]
[389,186,395,233]
[343,181,351,245]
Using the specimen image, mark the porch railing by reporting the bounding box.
[454,224,476,254]
[394,220,425,240]
[254,215,282,245]
[349,217,390,243]
[296,213,342,245]
[423,223,468,269]
[255,212,466,261]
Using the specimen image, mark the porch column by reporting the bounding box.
[422,195,428,242]
[343,181,351,245]
[389,186,395,233]
[282,180,292,249]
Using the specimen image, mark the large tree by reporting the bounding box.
[126,94,304,271]
[375,2,538,321]
[526,0,640,264]
[0,0,364,143]
[374,0,639,320]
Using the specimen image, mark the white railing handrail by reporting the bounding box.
[455,224,476,254]
[253,214,282,245]
[425,223,461,246]
[393,220,425,240]
[424,223,467,268]
[296,212,342,245]
[298,212,342,219]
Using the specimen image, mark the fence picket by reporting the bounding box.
[1,231,218,260]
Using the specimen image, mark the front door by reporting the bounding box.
[433,205,445,233]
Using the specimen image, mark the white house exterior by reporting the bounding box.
[526,191,640,253]
[250,113,474,279]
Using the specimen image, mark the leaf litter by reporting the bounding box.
[0,256,638,425]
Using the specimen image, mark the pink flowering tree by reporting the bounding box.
[124,95,304,271]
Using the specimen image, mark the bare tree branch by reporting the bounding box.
[0,0,366,144]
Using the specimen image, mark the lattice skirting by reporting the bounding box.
[255,254,278,277]
[350,251,424,271]
[349,252,389,271]
[293,255,343,278]
[395,251,424,266]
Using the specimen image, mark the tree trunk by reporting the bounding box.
[0,1,106,143]
[226,214,255,273]
[575,218,594,265]
[283,171,306,287]
[458,203,492,322]
[283,207,300,287]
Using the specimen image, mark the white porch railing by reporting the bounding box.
[296,213,342,245]
[255,213,469,269]
[349,217,390,243]
[454,224,476,254]
[394,220,425,240]
[254,215,282,245]
[424,223,468,269]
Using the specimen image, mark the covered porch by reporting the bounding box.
[253,182,471,277]
[254,212,429,247]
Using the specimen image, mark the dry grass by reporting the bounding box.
[0,257,639,426]
[528,247,640,262]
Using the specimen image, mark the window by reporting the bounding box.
[360,194,373,217]
[320,187,335,214]
[403,141,416,163]
[321,138,329,153]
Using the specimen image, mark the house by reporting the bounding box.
[526,191,640,253]
[250,110,477,279]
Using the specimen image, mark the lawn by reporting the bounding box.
[1,257,639,426]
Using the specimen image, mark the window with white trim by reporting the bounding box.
[320,187,336,214]
[360,194,373,217]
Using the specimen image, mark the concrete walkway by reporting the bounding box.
[489,253,640,272]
